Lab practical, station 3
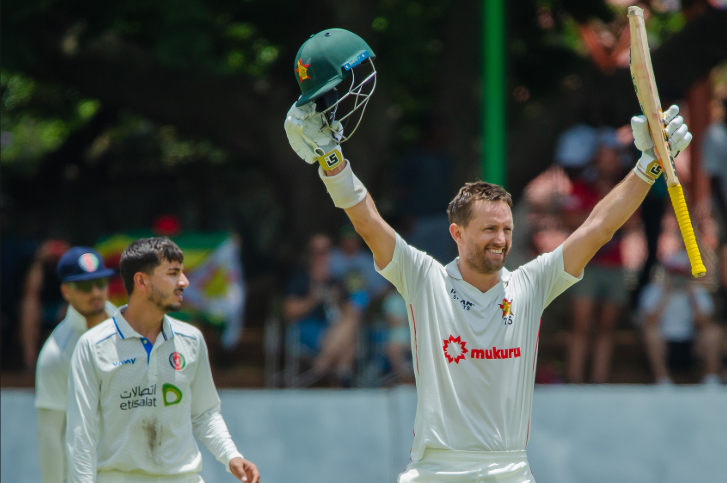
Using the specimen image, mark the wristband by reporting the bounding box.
[633,153,662,185]
[317,148,344,171]
[318,160,368,209]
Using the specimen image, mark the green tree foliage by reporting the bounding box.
[1,0,726,240]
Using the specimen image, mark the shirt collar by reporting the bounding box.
[65,301,116,332]
[112,305,175,341]
[445,258,512,286]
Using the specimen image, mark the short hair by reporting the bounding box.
[447,181,512,227]
[119,237,184,295]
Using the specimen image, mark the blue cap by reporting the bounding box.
[56,247,116,283]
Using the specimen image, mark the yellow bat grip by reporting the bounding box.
[667,185,706,278]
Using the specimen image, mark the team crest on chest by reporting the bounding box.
[499,298,515,325]
[169,351,186,370]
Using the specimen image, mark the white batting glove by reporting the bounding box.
[284,102,345,171]
[631,105,693,184]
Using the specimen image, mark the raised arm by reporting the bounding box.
[563,106,692,278]
[285,103,396,270]
[563,172,649,277]
[322,162,396,269]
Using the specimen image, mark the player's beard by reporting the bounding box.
[148,283,183,313]
[464,242,509,275]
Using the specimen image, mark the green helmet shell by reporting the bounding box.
[294,28,375,107]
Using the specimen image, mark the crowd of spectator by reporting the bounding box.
[4,99,727,389]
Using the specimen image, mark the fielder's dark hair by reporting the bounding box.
[120,237,184,295]
[447,181,512,227]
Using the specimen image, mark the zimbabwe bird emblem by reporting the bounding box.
[499,298,514,318]
[296,59,311,82]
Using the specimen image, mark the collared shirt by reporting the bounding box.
[66,306,242,482]
[36,302,117,411]
[376,234,581,462]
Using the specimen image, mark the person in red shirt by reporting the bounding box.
[562,144,637,383]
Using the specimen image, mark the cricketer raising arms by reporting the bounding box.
[284,30,693,483]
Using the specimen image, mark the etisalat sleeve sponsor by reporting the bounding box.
[119,384,158,410]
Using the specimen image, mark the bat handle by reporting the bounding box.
[667,185,706,278]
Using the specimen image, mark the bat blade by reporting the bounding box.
[628,5,705,278]
[628,6,678,186]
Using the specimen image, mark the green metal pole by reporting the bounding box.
[482,0,506,186]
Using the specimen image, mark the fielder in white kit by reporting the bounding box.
[66,238,259,483]
[283,32,693,480]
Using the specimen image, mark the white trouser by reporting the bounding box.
[399,449,534,483]
[96,472,204,483]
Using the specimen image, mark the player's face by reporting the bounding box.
[457,200,513,275]
[62,279,109,318]
[147,260,189,313]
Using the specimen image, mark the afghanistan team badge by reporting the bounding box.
[78,253,100,272]
[169,352,186,370]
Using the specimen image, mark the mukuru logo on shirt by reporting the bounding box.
[113,358,136,367]
[443,335,468,364]
[443,334,521,364]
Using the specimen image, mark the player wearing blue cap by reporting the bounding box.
[36,247,117,483]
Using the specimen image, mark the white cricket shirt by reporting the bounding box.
[36,302,117,411]
[377,234,581,462]
[66,306,242,483]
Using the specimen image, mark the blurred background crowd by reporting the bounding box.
[3,0,727,389]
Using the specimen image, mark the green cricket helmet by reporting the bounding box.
[293,28,376,142]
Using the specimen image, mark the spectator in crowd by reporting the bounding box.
[35,247,116,483]
[703,98,727,238]
[554,104,616,181]
[20,239,71,370]
[284,234,359,386]
[381,286,415,385]
[329,223,389,312]
[562,144,634,383]
[393,118,455,264]
[639,251,723,385]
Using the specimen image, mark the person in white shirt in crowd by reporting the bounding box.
[382,286,415,385]
[36,246,117,483]
[66,237,259,483]
[285,72,692,479]
[639,251,723,385]
[703,98,727,237]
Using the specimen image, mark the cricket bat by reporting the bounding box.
[628,6,706,278]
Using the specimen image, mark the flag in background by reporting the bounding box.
[95,231,246,349]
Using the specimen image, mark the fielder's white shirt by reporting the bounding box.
[66,306,242,482]
[36,302,117,411]
[377,234,581,461]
